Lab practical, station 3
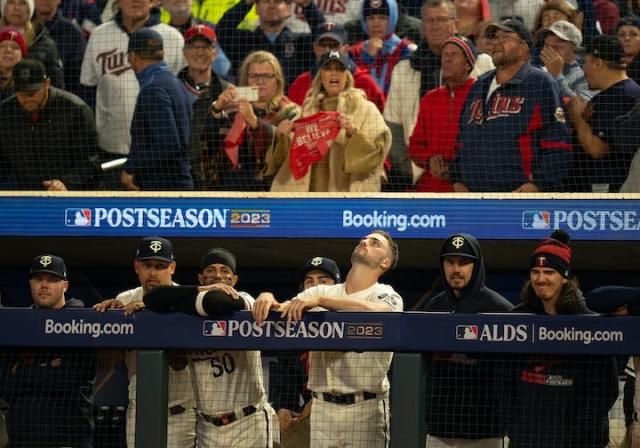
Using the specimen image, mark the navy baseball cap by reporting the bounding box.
[318,50,351,71]
[13,59,48,92]
[135,237,174,262]
[200,248,237,273]
[440,234,479,260]
[313,21,347,45]
[486,18,534,49]
[30,254,67,280]
[297,257,341,284]
[584,35,625,65]
[128,27,163,54]
[586,286,640,315]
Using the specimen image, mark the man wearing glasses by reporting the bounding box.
[450,18,572,193]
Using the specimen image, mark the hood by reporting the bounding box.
[360,0,399,38]
[439,233,488,304]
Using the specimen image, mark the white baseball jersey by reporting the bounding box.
[115,286,196,448]
[189,291,268,415]
[284,0,362,33]
[80,21,185,155]
[293,282,403,395]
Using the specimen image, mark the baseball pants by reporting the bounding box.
[196,403,278,448]
[426,436,504,448]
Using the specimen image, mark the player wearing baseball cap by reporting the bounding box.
[93,236,196,448]
[144,247,278,447]
[254,231,402,447]
[2,255,96,447]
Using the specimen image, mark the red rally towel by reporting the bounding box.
[224,112,247,169]
[289,111,341,180]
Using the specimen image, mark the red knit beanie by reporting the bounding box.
[529,230,572,277]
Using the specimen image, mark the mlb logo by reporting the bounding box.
[456,325,478,340]
[203,320,227,336]
[65,208,92,227]
[522,211,550,230]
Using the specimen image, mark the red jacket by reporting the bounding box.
[287,66,386,112]
[408,77,475,192]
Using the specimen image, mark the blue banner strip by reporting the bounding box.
[2,196,640,240]
[1,308,638,355]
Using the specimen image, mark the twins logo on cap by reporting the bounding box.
[149,240,163,253]
[310,257,323,266]
[39,255,53,267]
[451,237,465,249]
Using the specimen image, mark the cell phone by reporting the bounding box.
[235,86,259,102]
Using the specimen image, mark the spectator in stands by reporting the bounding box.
[160,0,231,79]
[267,51,390,192]
[216,0,325,85]
[617,15,640,84]
[253,230,403,448]
[383,0,493,191]
[532,0,578,37]
[121,28,193,191]
[567,34,640,192]
[286,0,362,34]
[59,0,102,34]
[0,255,96,448]
[593,0,620,35]
[474,19,496,56]
[80,0,184,175]
[93,236,196,448]
[143,247,278,447]
[416,233,512,447]
[539,20,595,100]
[454,0,490,40]
[451,19,572,192]
[34,0,87,96]
[178,25,230,190]
[288,21,385,111]
[207,50,298,191]
[0,28,26,101]
[0,0,64,88]
[256,256,342,448]
[501,230,619,447]
[160,0,260,31]
[349,0,416,95]
[408,36,477,192]
[0,59,99,190]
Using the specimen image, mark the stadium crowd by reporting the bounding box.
[1,0,640,192]
[0,231,639,448]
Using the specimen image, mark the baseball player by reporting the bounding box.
[143,247,278,447]
[253,231,403,448]
[93,236,196,448]
[258,256,342,448]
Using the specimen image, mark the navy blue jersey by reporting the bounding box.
[452,62,572,192]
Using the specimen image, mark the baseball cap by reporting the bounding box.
[13,59,48,92]
[540,20,582,47]
[128,27,164,54]
[200,247,237,273]
[486,18,534,49]
[135,236,174,262]
[0,28,27,57]
[185,24,217,44]
[30,254,67,280]
[297,257,341,284]
[440,234,479,260]
[313,21,347,45]
[616,15,640,32]
[586,287,640,315]
[584,34,625,65]
[318,50,351,71]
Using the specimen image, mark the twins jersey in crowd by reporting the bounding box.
[80,14,185,155]
[452,62,572,192]
[115,286,196,448]
[188,291,278,447]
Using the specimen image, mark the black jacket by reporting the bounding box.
[29,21,65,89]
[418,234,513,439]
[503,296,619,447]
[0,87,98,190]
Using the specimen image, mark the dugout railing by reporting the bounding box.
[0,308,638,447]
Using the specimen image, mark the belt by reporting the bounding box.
[199,405,258,427]
[312,391,377,405]
[169,405,186,416]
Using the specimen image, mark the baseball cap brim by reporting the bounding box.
[316,32,344,44]
[16,81,45,92]
[586,286,640,314]
[29,269,66,279]
[440,252,478,260]
[136,255,173,262]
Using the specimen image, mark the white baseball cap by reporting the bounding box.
[541,20,582,47]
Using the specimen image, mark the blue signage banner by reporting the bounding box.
[0,308,638,355]
[2,195,640,240]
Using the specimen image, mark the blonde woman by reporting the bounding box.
[208,50,298,191]
[266,51,391,192]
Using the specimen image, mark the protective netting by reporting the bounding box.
[0,0,639,193]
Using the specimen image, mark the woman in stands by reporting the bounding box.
[617,15,640,84]
[266,51,391,192]
[205,50,298,191]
